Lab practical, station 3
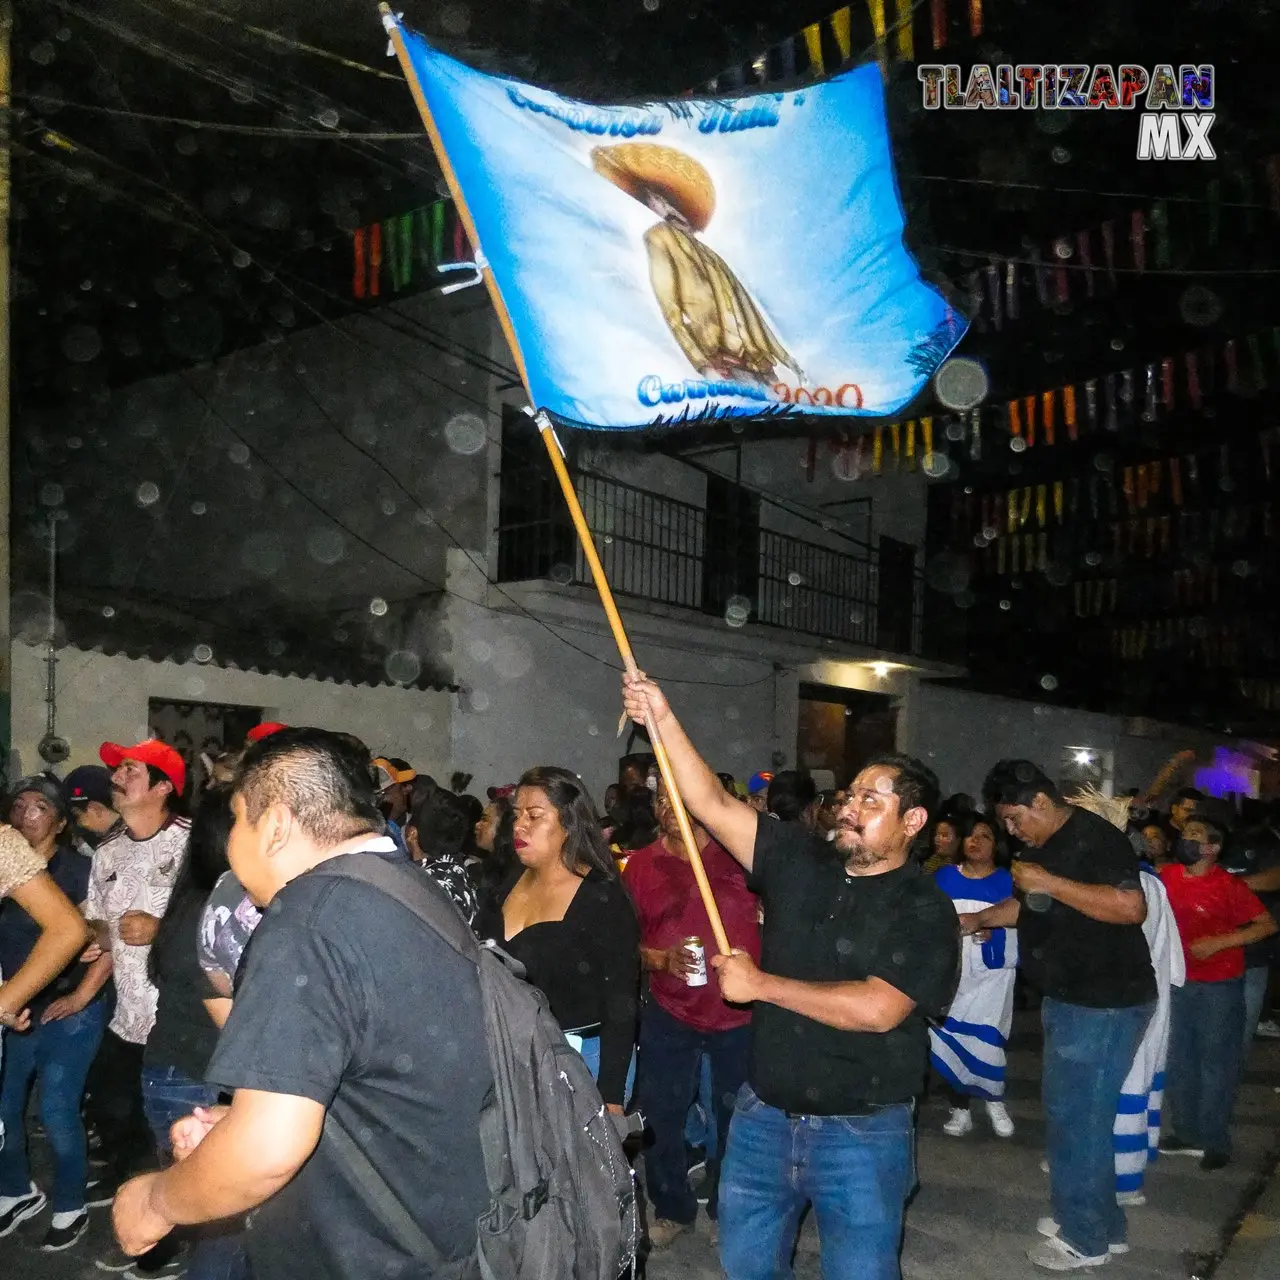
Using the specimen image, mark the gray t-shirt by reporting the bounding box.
[198,871,262,985]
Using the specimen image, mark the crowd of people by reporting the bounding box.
[0,679,1277,1279]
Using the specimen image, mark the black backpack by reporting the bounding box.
[316,854,639,1280]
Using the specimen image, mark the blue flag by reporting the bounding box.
[392,19,964,431]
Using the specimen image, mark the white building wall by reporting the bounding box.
[8,643,453,782]
[903,681,1234,803]
[444,554,795,805]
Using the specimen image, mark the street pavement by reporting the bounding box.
[646,1014,1280,1280]
[2,1013,1278,1278]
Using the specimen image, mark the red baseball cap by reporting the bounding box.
[99,739,187,796]
[246,722,288,743]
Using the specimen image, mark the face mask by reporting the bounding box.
[1173,838,1204,866]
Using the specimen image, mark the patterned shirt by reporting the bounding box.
[198,871,263,986]
[0,826,44,903]
[422,854,480,931]
[85,817,190,1044]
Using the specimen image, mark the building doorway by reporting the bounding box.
[797,683,897,788]
[148,698,263,799]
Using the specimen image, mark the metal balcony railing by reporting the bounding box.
[757,530,877,646]
[496,465,936,658]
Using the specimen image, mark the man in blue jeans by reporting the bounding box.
[964,761,1156,1272]
[623,674,959,1280]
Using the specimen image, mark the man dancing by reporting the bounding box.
[623,673,958,1280]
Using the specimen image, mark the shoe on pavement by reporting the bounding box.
[1038,1218,1129,1255]
[1115,1191,1146,1207]
[0,1184,47,1238]
[86,1172,119,1209]
[41,1210,89,1252]
[648,1219,690,1249]
[942,1106,974,1137]
[985,1100,1015,1138]
[1254,1018,1280,1039]
[1040,1157,1050,1174]
[97,1246,139,1274]
[1028,1235,1110,1270]
[1200,1152,1230,1172]
[125,1262,185,1280]
[1159,1136,1205,1157]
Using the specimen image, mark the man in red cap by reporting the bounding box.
[83,739,190,1213]
[245,722,287,745]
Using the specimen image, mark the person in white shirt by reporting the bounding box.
[83,740,190,1190]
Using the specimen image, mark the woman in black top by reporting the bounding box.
[476,766,640,1109]
[139,784,248,1280]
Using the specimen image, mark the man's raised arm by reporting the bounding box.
[622,672,759,871]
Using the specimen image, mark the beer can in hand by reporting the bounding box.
[682,936,709,987]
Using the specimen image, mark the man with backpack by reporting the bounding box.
[109,728,494,1278]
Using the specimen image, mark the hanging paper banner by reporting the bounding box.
[353,227,368,299]
[369,222,382,297]
[930,0,947,50]
[831,7,853,60]
[391,19,964,428]
[867,0,889,74]
[803,24,825,73]
[894,0,915,60]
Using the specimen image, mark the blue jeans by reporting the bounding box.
[635,1000,750,1223]
[141,1064,219,1159]
[1042,998,1153,1258]
[568,1032,637,1105]
[1243,966,1270,1055]
[684,1053,717,1154]
[1167,978,1245,1158]
[141,1066,250,1280]
[718,1084,914,1280]
[0,999,107,1212]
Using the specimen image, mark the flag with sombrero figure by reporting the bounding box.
[384,10,963,430]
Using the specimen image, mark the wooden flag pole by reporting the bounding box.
[536,417,731,956]
[379,5,731,957]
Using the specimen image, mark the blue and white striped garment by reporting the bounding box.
[1114,869,1184,1196]
[929,865,1019,1101]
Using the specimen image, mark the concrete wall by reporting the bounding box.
[902,681,1236,803]
[444,555,796,805]
[696,437,928,549]
[9,643,453,783]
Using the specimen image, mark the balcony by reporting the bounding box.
[496,461,940,660]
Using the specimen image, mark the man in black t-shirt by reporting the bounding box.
[110,729,492,1280]
[964,760,1155,1273]
[623,674,959,1280]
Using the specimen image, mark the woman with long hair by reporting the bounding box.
[136,783,248,1280]
[0,777,101,1250]
[475,767,640,1111]
[930,812,1019,1138]
[472,791,518,909]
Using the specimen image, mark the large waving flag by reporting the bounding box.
[388,13,963,430]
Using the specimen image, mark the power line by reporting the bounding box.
[157,0,404,81]
[11,95,422,138]
[904,172,1276,213]
[49,0,442,191]
[932,244,1280,276]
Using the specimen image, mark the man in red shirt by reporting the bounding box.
[1158,817,1277,1169]
[623,780,761,1248]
